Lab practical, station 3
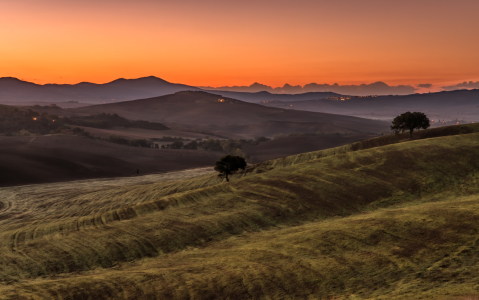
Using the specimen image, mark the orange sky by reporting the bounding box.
[1,0,478,89]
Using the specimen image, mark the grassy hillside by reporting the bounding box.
[240,123,479,176]
[1,125,479,299]
[3,195,479,299]
[242,133,374,163]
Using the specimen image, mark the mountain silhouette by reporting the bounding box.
[0,76,200,104]
[0,77,341,105]
[202,81,417,96]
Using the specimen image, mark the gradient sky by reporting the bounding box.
[1,0,478,90]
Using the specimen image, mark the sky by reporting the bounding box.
[1,0,478,91]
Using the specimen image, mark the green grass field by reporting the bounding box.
[1,124,479,299]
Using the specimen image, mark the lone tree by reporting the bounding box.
[214,155,247,182]
[391,111,430,138]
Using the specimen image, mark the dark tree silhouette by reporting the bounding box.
[183,140,198,150]
[214,155,247,182]
[170,140,184,149]
[391,111,430,138]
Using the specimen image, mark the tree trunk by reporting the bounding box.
[225,173,229,182]
[409,129,413,139]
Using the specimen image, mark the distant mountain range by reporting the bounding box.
[0,76,340,105]
[205,90,341,103]
[2,76,478,114]
[0,76,200,105]
[200,81,417,96]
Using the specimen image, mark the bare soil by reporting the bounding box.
[0,135,220,186]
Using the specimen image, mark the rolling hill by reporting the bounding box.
[1,124,479,298]
[4,76,479,124]
[263,89,479,122]
[67,91,389,137]
[0,130,376,186]
[242,134,374,163]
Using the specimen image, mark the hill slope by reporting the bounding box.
[263,89,479,121]
[242,134,374,163]
[1,125,479,298]
[69,91,389,135]
[0,135,220,186]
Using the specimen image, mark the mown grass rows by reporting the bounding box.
[3,195,479,299]
[1,126,479,298]
[0,134,478,284]
[2,123,475,226]
[239,123,479,177]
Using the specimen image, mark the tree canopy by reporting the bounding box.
[391,111,430,138]
[214,155,247,182]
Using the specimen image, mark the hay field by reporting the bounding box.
[1,125,479,299]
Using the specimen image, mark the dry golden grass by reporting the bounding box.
[1,125,479,299]
[238,123,479,177]
[3,195,479,299]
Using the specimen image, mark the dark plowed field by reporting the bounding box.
[0,135,221,186]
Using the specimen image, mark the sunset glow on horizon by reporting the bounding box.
[1,0,478,90]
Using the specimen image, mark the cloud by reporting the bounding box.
[441,81,479,91]
[202,81,417,96]
[199,82,274,93]
[302,81,416,96]
[417,83,432,88]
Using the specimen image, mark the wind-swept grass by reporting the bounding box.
[3,195,479,299]
[238,123,479,177]
[0,125,479,299]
